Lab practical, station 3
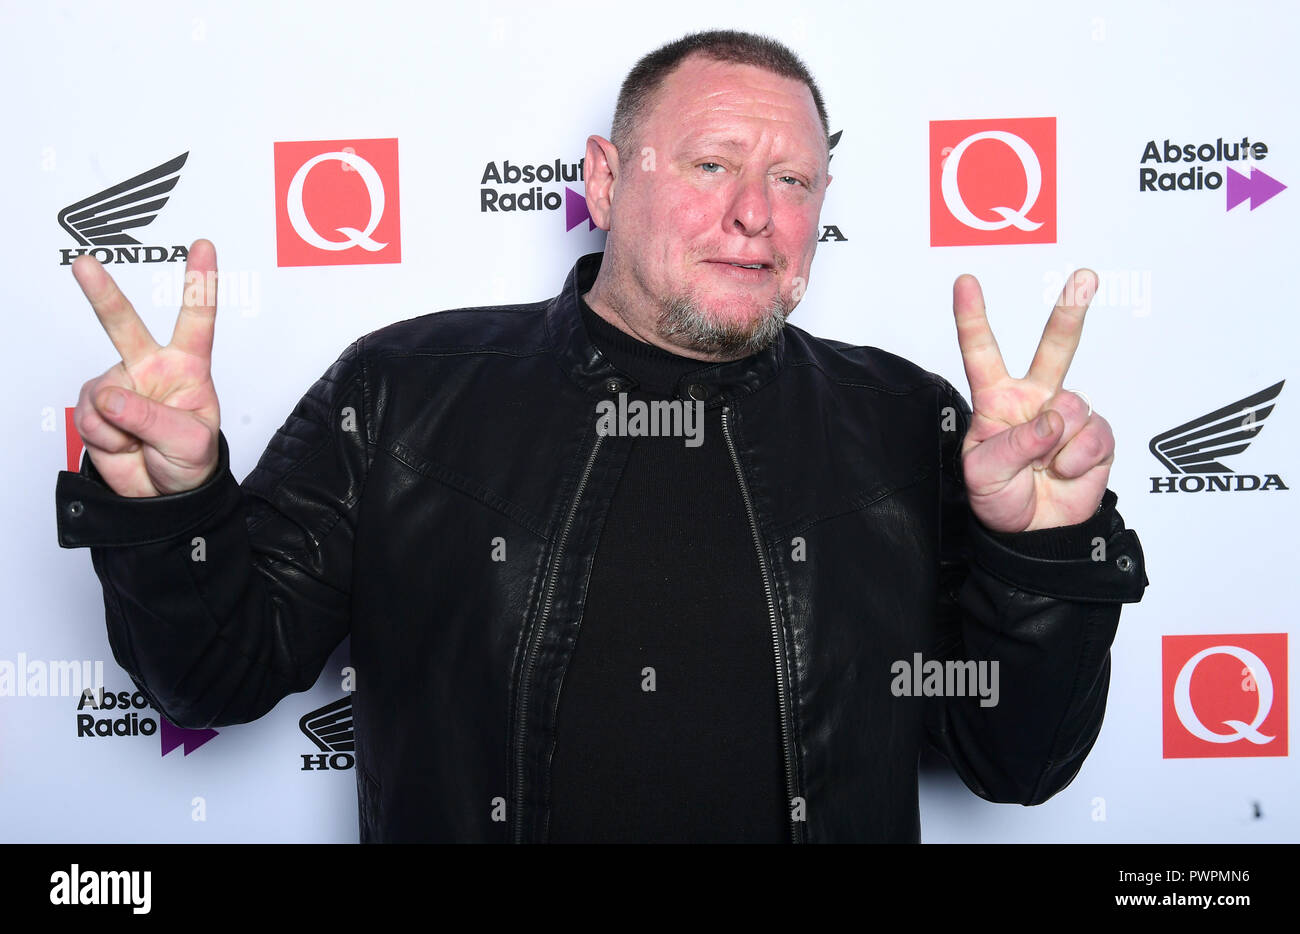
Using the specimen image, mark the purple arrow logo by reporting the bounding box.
[160,717,219,756]
[565,187,596,232]
[1226,167,1286,211]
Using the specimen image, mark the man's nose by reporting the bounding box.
[726,171,773,236]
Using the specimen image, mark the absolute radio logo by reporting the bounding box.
[479,154,591,231]
[57,153,191,266]
[1137,135,1286,210]
[930,118,1056,247]
[75,686,219,756]
[1148,381,1288,493]
[274,139,401,267]
[1163,634,1287,758]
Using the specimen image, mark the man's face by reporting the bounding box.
[597,55,830,359]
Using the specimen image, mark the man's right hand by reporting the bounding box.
[71,239,222,498]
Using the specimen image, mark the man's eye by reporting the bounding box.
[778,175,805,187]
[699,162,724,173]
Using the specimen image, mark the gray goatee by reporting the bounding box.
[656,292,791,359]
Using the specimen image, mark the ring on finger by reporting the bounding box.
[1065,388,1092,418]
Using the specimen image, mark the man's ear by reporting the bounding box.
[584,135,619,231]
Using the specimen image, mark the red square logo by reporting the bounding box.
[1162,634,1288,758]
[274,138,401,267]
[66,405,84,471]
[929,117,1056,247]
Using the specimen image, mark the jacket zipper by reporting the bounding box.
[721,406,801,844]
[511,433,604,843]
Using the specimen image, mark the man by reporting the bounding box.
[56,30,1146,843]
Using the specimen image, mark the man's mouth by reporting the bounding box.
[706,257,773,270]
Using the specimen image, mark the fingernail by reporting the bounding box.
[102,390,125,415]
[1035,412,1053,437]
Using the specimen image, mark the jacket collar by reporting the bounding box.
[545,251,785,407]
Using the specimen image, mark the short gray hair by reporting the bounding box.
[610,30,830,154]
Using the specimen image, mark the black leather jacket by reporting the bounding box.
[56,251,1147,843]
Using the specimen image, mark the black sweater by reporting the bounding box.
[547,298,787,843]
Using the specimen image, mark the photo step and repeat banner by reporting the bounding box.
[3,0,1295,843]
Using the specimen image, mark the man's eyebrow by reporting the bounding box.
[678,136,750,153]
[678,136,824,169]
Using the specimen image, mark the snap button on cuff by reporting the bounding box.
[67,501,84,518]
[1116,554,1134,572]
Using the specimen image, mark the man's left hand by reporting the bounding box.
[952,269,1114,533]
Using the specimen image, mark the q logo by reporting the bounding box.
[930,118,1055,247]
[1163,634,1288,758]
[275,138,401,267]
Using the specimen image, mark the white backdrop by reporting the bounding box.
[4,0,1296,842]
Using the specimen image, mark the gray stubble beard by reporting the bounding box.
[655,290,792,359]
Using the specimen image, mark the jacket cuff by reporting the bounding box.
[55,431,243,548]
[981,488,1116,560]
[968,488,1148,603]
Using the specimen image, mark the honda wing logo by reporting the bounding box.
[57,153,190,265]
[1148,381,1288,493]
[1150,381,1283,473]
[58,152,187,246]
[299,696,354,771]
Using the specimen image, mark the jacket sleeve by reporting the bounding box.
[925,380,1147,805]
[53,338,372,730]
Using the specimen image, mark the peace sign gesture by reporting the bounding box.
[70,239,222,498]
[953,269,1114,533]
